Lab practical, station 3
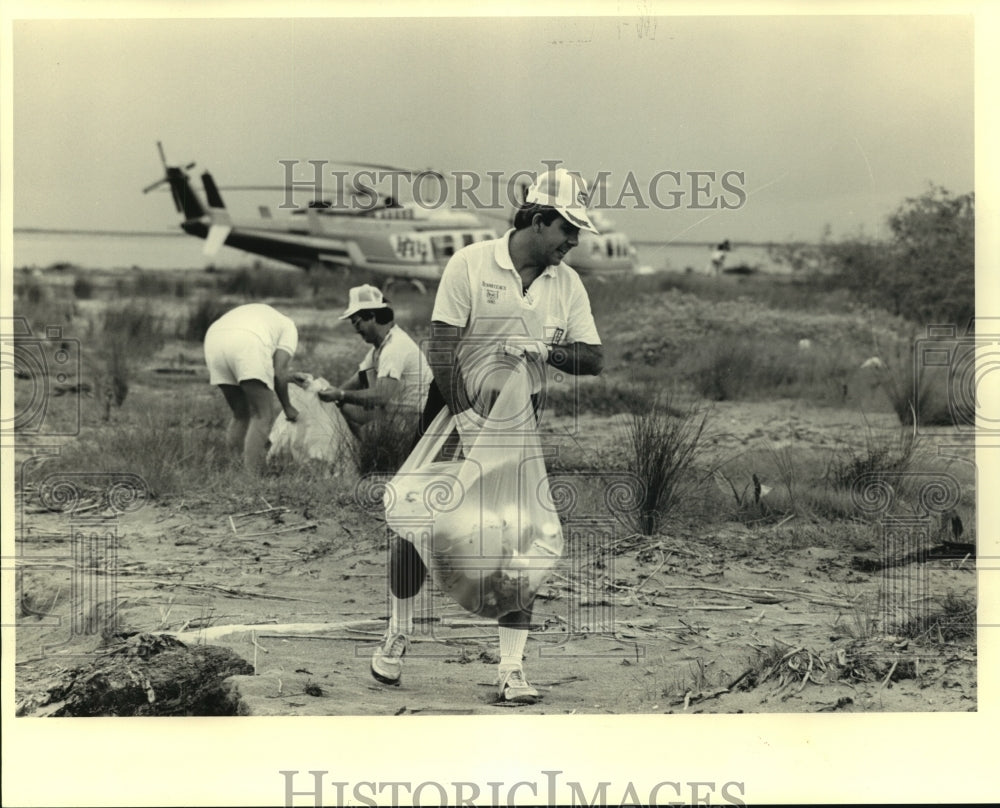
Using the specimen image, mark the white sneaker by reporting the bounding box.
[497,666,539,704]
[371,633,409,685]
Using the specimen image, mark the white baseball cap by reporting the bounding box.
[525,168,599,234]
[339,284,390,320]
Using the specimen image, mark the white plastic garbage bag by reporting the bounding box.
[267,376,355,468]
[383,364,562,618]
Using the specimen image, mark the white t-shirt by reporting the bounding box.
[432,229,600,399]
[209,303,299,357]
[358,324,431,411]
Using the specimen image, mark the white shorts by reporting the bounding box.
[204,327,274,389]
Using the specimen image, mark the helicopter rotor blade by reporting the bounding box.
[215,184,375,201]
[214,185,348,192]
[331,160,430,176]
[153,143,195,172]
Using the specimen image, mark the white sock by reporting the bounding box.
[388,595,414,637]
[498,627,528,669]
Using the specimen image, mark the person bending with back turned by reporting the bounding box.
[203,302,299,473]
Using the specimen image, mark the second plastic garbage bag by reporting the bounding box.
[267,376,355,468]
[383,363,562,618]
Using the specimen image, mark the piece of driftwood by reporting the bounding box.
[17,632,253,717]
[649,600,750,611]
[147,580,314,602]
[238,522,318,538]
[169,619,387,644]
[851,541,977,573]
[644,583,797,606]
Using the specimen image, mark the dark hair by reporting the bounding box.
[512,203,563,231]
[369,306,394,325]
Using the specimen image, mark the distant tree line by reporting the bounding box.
[771,185,974,329]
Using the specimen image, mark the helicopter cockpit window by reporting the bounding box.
[431,234,456,259]
[375,208,415,220]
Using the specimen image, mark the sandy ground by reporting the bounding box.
[10,270,978,718]
[14,398,977,717]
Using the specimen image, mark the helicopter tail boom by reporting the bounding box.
[168,167,208,220]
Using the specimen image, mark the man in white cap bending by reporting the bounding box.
[371,167,604,704]
[317,284,430,437]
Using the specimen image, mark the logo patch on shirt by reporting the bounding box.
[481,280,506,304]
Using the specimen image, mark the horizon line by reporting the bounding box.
[12,227,817,248]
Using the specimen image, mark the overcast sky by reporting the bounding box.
[5,10,978,246]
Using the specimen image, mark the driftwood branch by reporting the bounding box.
[149,580,315,602]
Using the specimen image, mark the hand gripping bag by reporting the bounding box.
[383,364,562,618]
[267,377,355,467]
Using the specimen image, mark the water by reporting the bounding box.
[13,230,282,272]
[633,241,788,276]
[13,229,789,275]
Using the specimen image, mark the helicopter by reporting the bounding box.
[569,208,639,276]
[143,143,498,293]
[145,144,637,289]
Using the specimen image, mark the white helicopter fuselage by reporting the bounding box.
[236,204,497,280]
[149,148,496,286]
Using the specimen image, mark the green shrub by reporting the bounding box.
[222,268,303,299]
[685,336,761,401]
[823,186,974,327]
[585,274,667,321]
[680,332,863,406]
[98,301,167,360]
[86,301,168,415]
[541,380,654,417]
[113,271,191,298]
[15,275,48,305]
[14,276,77,330]
[182,298,231,342]
[72,275,94,300]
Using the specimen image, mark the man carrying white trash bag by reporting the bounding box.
[375,167,605,704]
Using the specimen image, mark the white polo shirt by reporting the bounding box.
[210,303,299,357]
[432,229,601,399]
[358,324,431,411]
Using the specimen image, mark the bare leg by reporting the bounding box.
[240,379,277,473]
[218,384,250,457]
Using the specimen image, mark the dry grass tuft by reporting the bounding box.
[623,392,708,535]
